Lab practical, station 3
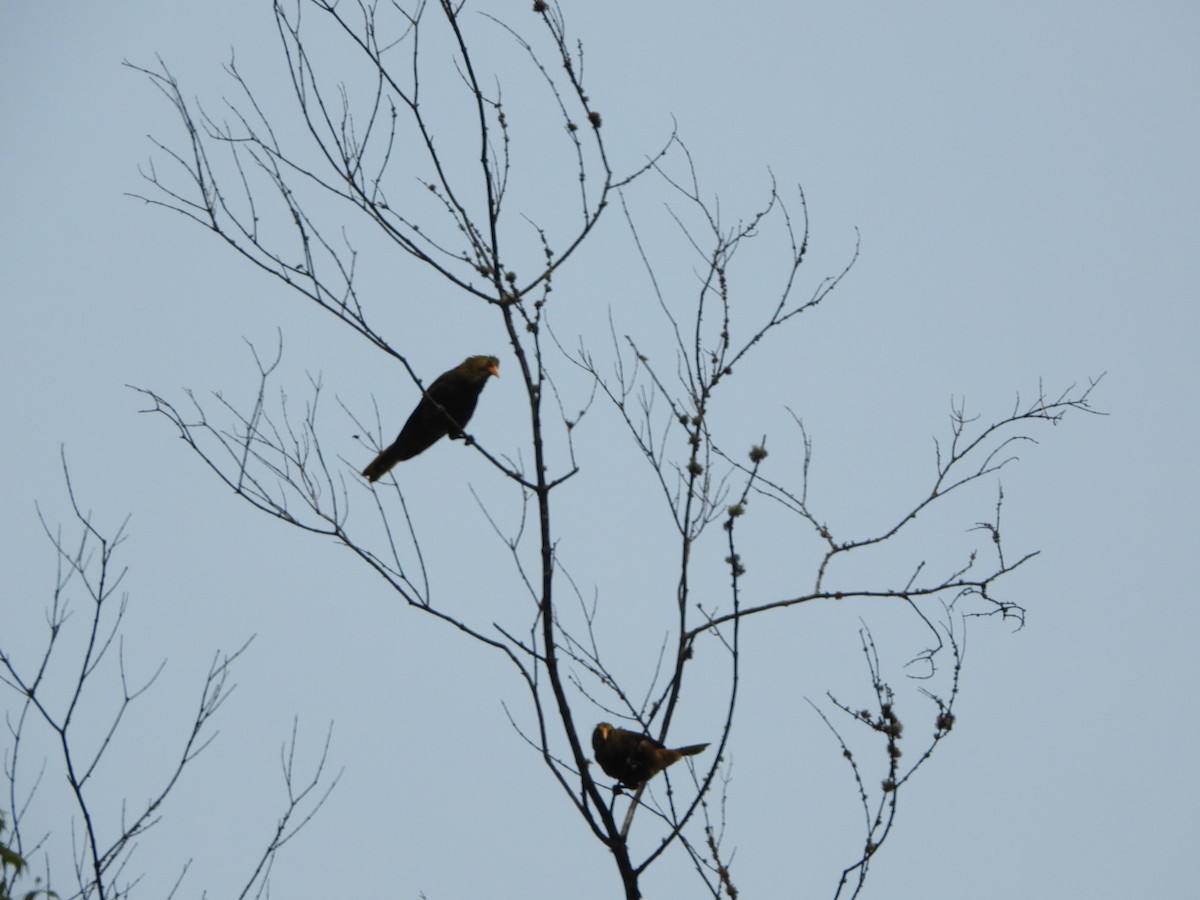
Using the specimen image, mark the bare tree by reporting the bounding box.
[0,460,338,900]
[123,2,1102,897]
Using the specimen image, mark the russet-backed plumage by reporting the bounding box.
[591,722,709,789]
[362,355,499,482]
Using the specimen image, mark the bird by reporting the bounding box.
[361,355,500,482]
[591,722,709,790]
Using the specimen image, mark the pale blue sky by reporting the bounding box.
[2,2,1197,898]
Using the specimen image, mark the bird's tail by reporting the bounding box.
[362,443,406,482]
[672,742,709,758]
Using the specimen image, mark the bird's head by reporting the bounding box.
[462,355,500,380]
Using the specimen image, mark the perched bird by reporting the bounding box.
[362,355,500,482]
[591,722,709,790]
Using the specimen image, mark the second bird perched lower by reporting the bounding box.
[361,355,500,482]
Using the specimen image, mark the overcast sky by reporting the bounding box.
[2,2,1197,898]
